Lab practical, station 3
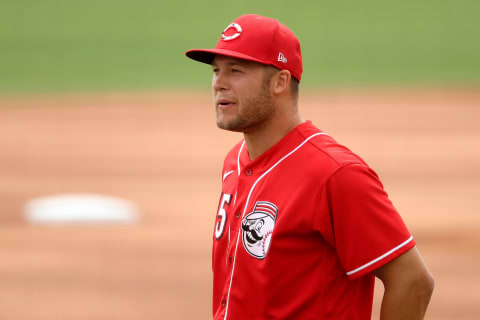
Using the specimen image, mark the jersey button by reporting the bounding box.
[235,212,241,219]
[229,256,233,263]
[245,168,253,176]
[221,299,227,307]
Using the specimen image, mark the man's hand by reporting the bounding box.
[374,246,434,319]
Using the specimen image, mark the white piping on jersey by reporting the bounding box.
[237,140,246,177]
[223,132,328,320]
[226,224,231,267]
[223,170,235,182]
[346,235,414,276]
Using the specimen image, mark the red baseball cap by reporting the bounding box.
[185,14,303,82]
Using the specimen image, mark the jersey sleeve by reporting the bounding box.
[319,163,415,280]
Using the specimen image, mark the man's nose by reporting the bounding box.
[212,71,229,91]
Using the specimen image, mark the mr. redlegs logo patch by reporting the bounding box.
[242,201,278,259]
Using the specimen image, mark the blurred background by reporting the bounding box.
[0,0,479,319]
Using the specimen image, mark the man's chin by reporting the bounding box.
[216,118,245,132]
[216,124,243,132]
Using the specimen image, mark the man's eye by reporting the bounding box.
[232,69,242,73]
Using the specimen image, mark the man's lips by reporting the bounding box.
[216,99,237,109]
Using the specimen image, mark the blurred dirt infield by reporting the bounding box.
[0,89,479,319]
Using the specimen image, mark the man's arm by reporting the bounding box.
[373,246,435,320]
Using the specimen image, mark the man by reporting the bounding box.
[185,14,434,320]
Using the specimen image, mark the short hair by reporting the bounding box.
[290,76,299,99]
[263,65,299,100]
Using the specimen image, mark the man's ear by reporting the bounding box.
[271,70,291,95]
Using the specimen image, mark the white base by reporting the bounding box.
[24,193,139,225]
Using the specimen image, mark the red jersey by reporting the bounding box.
[213,121,415,319]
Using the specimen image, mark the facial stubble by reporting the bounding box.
[216,76,277,133]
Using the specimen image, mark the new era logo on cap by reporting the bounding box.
[185,14,303,82]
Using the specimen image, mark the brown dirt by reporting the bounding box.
[0,88,479,319]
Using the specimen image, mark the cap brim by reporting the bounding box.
[185,48,271,66]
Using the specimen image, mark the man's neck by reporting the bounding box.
[244,113,304,161]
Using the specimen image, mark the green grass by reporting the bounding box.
[0,0,479,93]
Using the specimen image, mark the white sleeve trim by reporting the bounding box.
[346,236,414,276]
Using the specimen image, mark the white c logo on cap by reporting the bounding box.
[222,23,242,41]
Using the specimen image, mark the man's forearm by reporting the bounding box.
[380,277,434,320]
[374,247,435,320]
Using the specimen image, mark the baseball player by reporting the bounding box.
[186,14,434,320]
